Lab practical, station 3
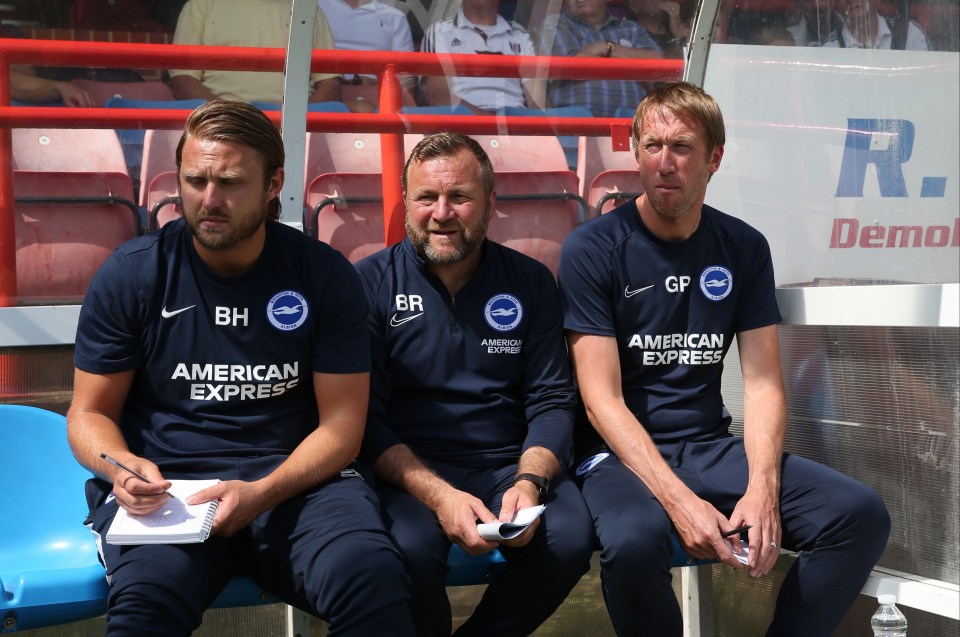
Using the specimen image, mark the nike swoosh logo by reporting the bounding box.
[624,285,654,298]
[389,312,424,327]
[161,305,196,318]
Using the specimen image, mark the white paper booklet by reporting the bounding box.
[105,479,220,545]
[477,505,546,541]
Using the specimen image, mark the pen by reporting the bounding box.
[720,524,752,538]
[100,453,175,499]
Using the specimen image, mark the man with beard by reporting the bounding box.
[67,100,415,637]
[354,132,594,637]
[558,82,890,636]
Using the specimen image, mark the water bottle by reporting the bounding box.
[871,594,908,636]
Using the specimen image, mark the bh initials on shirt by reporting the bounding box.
[216,306,249,327]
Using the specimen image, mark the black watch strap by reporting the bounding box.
[514,473,550,502]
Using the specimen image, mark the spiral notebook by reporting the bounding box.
[105,479,220,545]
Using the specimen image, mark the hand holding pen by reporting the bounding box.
[100,453,175,500]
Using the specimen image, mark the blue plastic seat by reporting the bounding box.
[399,104,473,116]
[0,405,277,632]
[103,97,206,111]
[250,101,351,113]
[0,405,110,631]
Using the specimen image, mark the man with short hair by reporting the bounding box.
[547,0,662,118]
[68,99,415,636]
[420,0,544,113]
[355,132,594,637]
[558,82,890,636]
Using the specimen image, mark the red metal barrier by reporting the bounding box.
[0,38,683,305]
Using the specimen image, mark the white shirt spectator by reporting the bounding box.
[823,11,930,50]
[421,7,536,111]
[318,0,414,57]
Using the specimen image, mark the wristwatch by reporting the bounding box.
[514,473,550,503]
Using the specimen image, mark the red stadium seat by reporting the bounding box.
[487,171,586,278]
[472,134,569,172]
[144,170,182,231]
[139,129,183,210]
[577,135,638,207]
[12,128,129,174]
[303,132,423,189]
[14,171,140,304]
[589,169,645,216]
[305,173,386,263]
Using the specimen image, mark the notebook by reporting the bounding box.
[105,479,220,545]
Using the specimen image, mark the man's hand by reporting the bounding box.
[670,495,746,570]
[729,489,781,577]
[109,456,172,516]
[579,41,613,58]
[54,81,96,108]
[187,479,268,538]
[433,489,500,556]
[497,480,541,548]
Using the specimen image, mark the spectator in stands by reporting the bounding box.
[169,0,354,107]
[824,0,931,50]
[317,0,418,107]
[67,99,416,637]
[788,0,843,46]
[355,132,594,637]
[420,0,544,114]
[557,81,890,636]
[547,0,663,118]
[9,69,97,107]
[625,0,692,58]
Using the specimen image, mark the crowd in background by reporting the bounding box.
[3,0,952,109]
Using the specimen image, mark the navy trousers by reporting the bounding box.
[377,461,595,637]
[575,436,890,637]
[90,472,415,637]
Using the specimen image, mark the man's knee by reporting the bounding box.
[598,509,674,571]
[846,482,891,554]
[108,579,206,636]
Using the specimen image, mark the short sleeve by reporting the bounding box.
[311,255,370,374]
[735,233,782,333]
[551,17,582,57]
[74,250,144,374]
[391,14,415,52]
[557,224,618,337]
